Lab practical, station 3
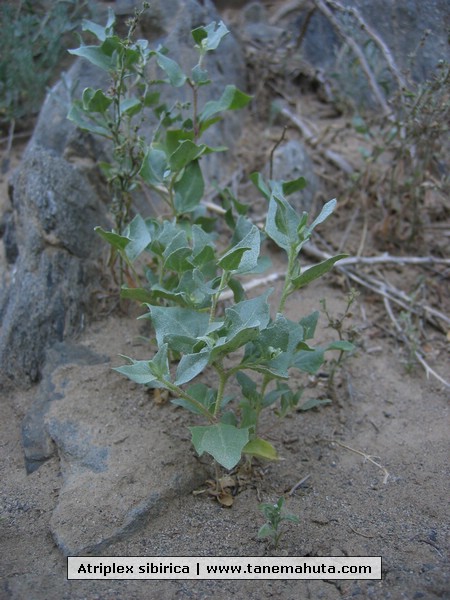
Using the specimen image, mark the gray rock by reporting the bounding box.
[43,342,208,556]
[21,341,109,474]
[0,148,109,386]
[288,0,450,107]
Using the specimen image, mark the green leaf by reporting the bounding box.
[155,50,186,87]
[162,230,192,272]
[265,188,300,252]
[307,198,337,234]
[174,270,215,307]
[124,214,152,262]
[148,343,170,380]
[114,359,157,385]
[147,306,209,346]
[325,340,355,352]
[191,64,210,86]
[291,254,347,290]
[225,292,271,336]
[68,45,113,71]
[190,423,249,470]
[175,349,211,385]
[218,223,260,274]
[281,176,307,196]
[199,85,252,123]
[120,97,142,116]
[81,8,115,41]
[299,311,319,340]
[67,104,111,137]
[165,129,194,155]
[94,226,129,252]
[169,140,210,171]
[227,278,246,303]
[113,345,170,385]
[210,292,272,359]
[172,383,215,415]
[243,438,278,461]
[139,146,168,185]
[198,116,222,135]
[258,523,275,540]
[120,287,154,303]
[250,172,271,200]
[236,371,257,398]
[174,160,204,214]
[294,348,325,373]
[192,21,229,51]
[82,88,112,113]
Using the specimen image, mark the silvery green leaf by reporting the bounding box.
[190,423,249,470]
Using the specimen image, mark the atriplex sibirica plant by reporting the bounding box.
[68,8,353,472]
[258,497,299,550]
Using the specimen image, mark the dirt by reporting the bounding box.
[1,3,449,599]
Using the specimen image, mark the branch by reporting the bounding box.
[303,243,450,328]
[383,296,450,389]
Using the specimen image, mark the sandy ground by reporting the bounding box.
[1,229,449,599]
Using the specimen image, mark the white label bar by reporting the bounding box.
[68,556,382,580]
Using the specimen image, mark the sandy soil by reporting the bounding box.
[1,165,449,598]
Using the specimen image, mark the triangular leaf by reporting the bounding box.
[190,423,249,470]
[147,306,209,346]
[192,21,229,51]
[174,160,205,214]
[199,85,252,123]
[243,438,278,461]
[124,214,152,262]
[175,349,211,385]
[155,50,186,87]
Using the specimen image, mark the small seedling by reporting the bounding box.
[258,497,299,550]
[320,288,359,389]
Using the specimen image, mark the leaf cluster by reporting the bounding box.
[67,9,251,231]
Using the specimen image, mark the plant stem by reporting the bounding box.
[212,362,229,418]
[278,250,296,312]
[160,379,216,423]
[210,270,229,323]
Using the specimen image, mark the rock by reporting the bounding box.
[285,0,450,107]
[21,341,109,474]
[0,148,109,386]
[40,324,208,556]
[0,0,247,388]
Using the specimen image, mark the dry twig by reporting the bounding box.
[383,296,450,389]
[325,439,390,484]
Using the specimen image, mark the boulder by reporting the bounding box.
[282,0,450,107]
